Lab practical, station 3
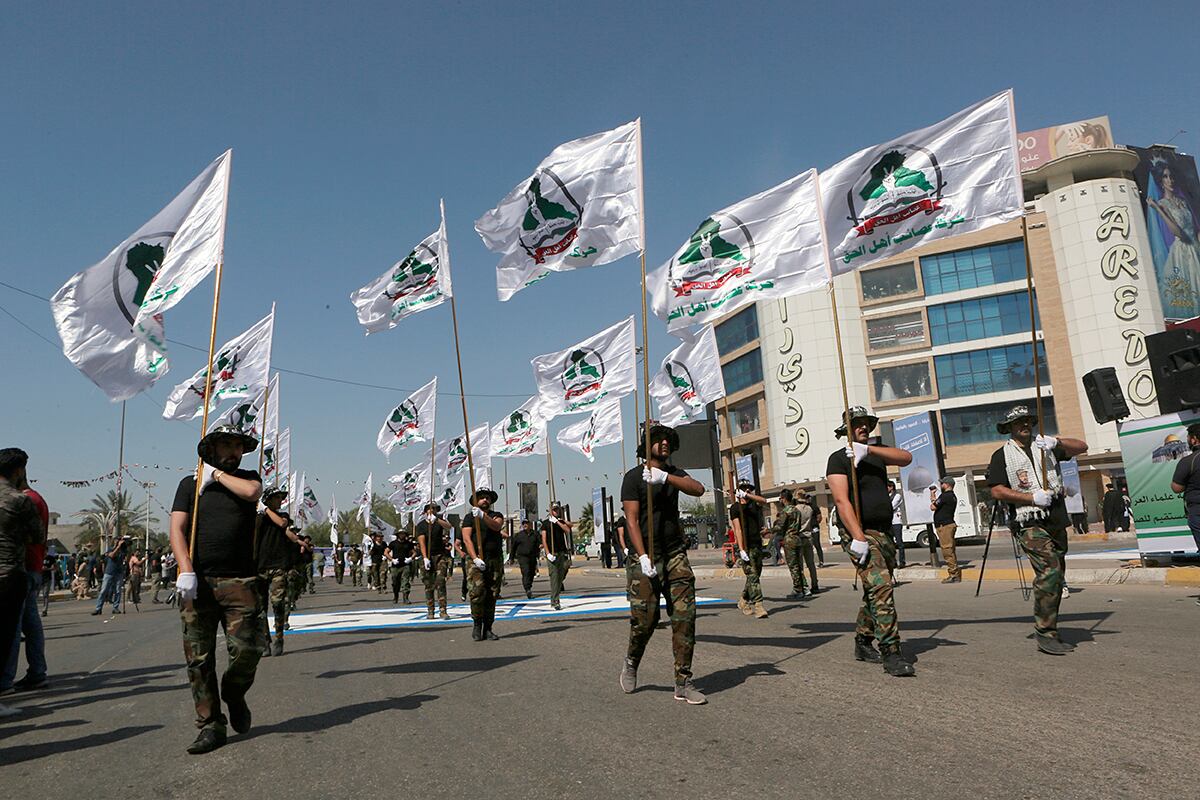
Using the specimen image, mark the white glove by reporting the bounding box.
[1031,489,1053,508]
[1034,435,1058,452]
[423,558,431,570]
[424,513,435,524]
[739,549,750,563]
[735,489,747,501]
[549,514,560,525]
[472,558,486,570]
[643,467,668,485]
[638,553,657,578]
[176,572,199,602]
[199,464,219,493]
[391,559,400,566]
[547,553,557,563]
[471,507,483,519]
[849,538,871,566]
[845,442,869,466]
[404,558,413,565]
[623,548,630,557]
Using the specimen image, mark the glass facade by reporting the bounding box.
[860,262,918,301]
[920,240,1026,296]
[872,361,933,404]
[715,305,759,354]
[728,399,761,436]
[928,290,1039,346]
[942,398,1058,447]
[934,342,1048,399]
[866,311,927,353]
[722,349,763,394]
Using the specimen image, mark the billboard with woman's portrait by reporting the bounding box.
[1131,145,1200,321]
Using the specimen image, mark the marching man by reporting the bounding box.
[416,502,453,620]
[730,480,769,619]
[462,488,506,641]
[541,501,575,610]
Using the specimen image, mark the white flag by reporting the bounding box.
[350,201,453,333]
[330,491,339,541]
[823,90,1021,273]
[434,476,466,511]
[287,471,299,518]
[132,151,233,353]
[50,151,229,400]
[435,423,491,483]
[649,326,726,425]
[276,428,291,487]
[206,383,267,437]
[377,377,437,458]
[555,398,623,462]
[476,120,643,301]
[298,480,328,527]
[389,459,432,514]
[490,397,549,459]
[532,316,636,416]
[369,515,396,543]
[649,170,828,333]
[356,473,372,526]
[162,308,273,420]
[259,374,282,484]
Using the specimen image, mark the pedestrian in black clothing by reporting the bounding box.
[510,519,540,598]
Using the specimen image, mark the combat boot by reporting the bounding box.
[753,601,768,618]
[738,597,753,616]
[881,647,915,677]
[472,623,483,641]
[227,695,252,734]
[854,635,882,663]
[1036,632,1072,655]
[619,658,638,693]
[403,593,410,604]
[272,638,283,657]
[425,607,435,620]
[439,606,451,621]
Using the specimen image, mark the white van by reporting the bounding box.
[830,475,979,548]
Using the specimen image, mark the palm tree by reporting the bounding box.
[73,490,159,551]
[576,503,595,549]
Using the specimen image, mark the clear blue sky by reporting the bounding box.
[2,1,1197,526]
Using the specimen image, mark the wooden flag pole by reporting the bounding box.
[544,447,555,557]
[829,282,862,517]
[1021,216,1049,486]
[447,291,481,557]
[429,400,438,510]
[188,259,225,561]
[721,395,737,500]
[113,401,126,553]
[635,118,655,566]
[619,394,627,475]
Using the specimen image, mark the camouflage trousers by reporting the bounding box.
[389,561,416,601]
[180,576,262,732]
[369,563,384,593]
[467,555,503,625]
[840,529,901,650]
[259,569,290,645]
[784,534,817,593]
[422,554,450,612]
[1016,524,1068,635]
[627,547,696,684]
[546,554,570,604]
[624,554,638,601]
[739,543,764,604]
[350,565,362,586]
[286,568,305,606]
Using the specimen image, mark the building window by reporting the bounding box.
[928,290,1039,346]
[872,360,933,404]
[934,342,1048,398]
[728,400,761,436]
[722,349,763,394]
[866,311,927,353]
[942,398,1058,447]
[920,240,1026,296]
[860,261,919,302]
[715,306,758,354]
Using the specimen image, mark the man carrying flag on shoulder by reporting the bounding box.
[462,488,506,641]
[255,486,300,658]
[540,502,575,610]
[619,424,708,705]
[416,502,452,620]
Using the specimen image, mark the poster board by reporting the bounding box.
[1117,410,1200,554]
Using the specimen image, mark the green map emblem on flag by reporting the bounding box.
[446,436,468,474]
[846,148,945,237]
[665,360,703,415]
[560,347,607,412]
[666,213,757,300]
[387,400,420,443]
[117,238,171,319]
[501,410,538,456]
[520,169,583,265]
[384,242,442,318]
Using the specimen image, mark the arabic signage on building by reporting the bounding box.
[1017,116,1113,173]
[1116,409,1200,554]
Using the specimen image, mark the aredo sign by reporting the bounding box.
[1096,205,1156,406]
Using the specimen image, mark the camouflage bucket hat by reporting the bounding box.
[197,424,259,464]
[833,405,879,438]
[262,486,288,501]
[996,405,1038,434]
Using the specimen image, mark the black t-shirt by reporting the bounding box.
[370,543,386,563]
[825,450,892,533]
[255,510,294,571]
[511,528,540,558]
[172,469,261,578]
[333,548,345,565]
[463,511,505,559]
[613,516,628,548]
[416,520,450,558]
[933,491,957,526]
[1172,451,1200,506]
[620,463,687,555]
[541,519,570,553]
[729,502,765,548]
[386,537,415,563]
[985,443,1070,530]
[291,542,309,569]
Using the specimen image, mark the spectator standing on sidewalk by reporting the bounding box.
[92,536,130,616]
[932,477,961,583]
[888,481,906,569]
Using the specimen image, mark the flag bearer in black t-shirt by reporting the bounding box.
[619,424,708,705]
[255,487,302,658]
[985,405,1088,656]
[730,480,770,619]
[169,425,265,755]
[825,406,915,678]
[385,530,417,605]
[462,488,506,641]
[416,502,453,620]
[541,501,575,610]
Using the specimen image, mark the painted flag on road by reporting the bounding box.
[490,397,549,459]
[649,326,726,425]
[162,308,273,420]
[350,200,453,334]
[532,316,636,416]
[555,398,623,462]
[649,169,827,333]
[822,89,1021,273]
[377,377,437,459]
[476,120,643,301]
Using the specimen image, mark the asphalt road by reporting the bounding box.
[1,567,1195,799]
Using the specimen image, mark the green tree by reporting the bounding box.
[575,503,595,549]
[371,493,403,530]
[682,499,715,517]
[306,521,332,544]
[336,509,367,543]
[73,490,159,551]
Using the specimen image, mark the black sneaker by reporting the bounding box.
[854,636,883,664]
[227,696,251,734]
[186,727,227,755]
[882,649,915,677]
[12,676,49,693]
[1036,633,1072,655]
[484,628,500,641]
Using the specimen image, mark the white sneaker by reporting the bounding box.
[0,702,22,719]
[1061,584,1070,599]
